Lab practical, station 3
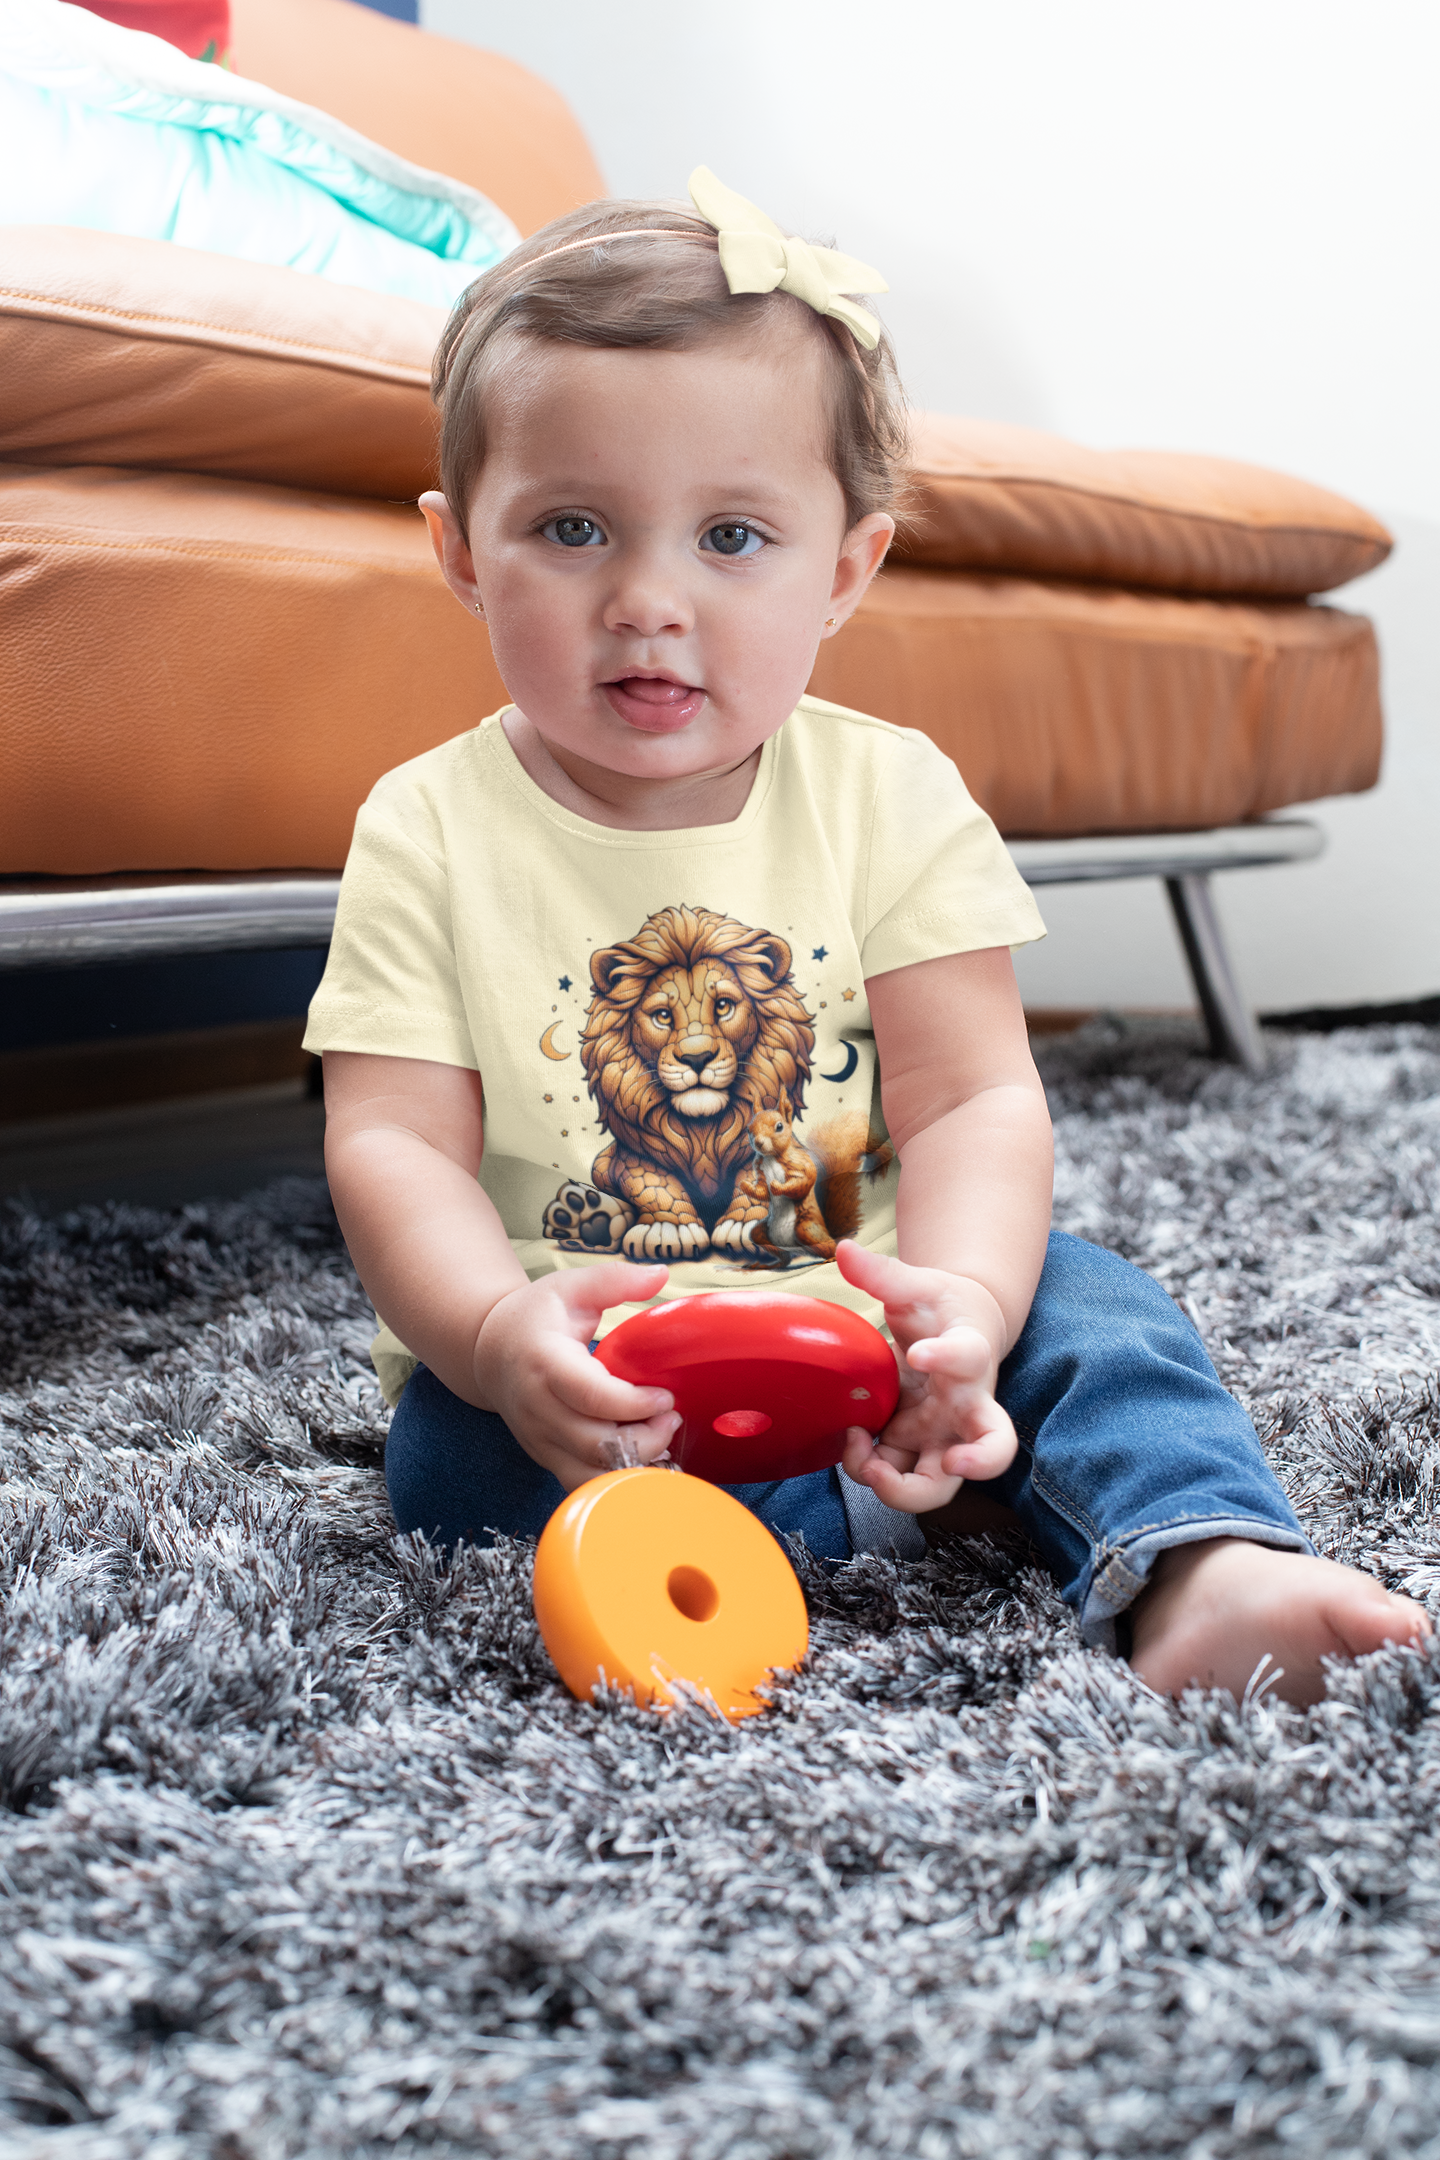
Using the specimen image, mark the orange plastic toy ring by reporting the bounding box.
[533,1467,809,1721]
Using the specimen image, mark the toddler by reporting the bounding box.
[306,170,1427,1706]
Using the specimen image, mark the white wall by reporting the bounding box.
[424,0,1439,1010]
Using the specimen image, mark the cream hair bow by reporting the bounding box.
[688,167,887,350]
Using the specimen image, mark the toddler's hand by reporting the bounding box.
[473,1263,679,1492]
[834,1241,1018,1513]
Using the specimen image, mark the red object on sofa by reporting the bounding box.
[80,0,231,61]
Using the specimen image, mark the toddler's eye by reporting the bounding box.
[543,516,605,548]
[701,522,765,558]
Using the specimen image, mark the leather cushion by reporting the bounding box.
[898,412,1392,598]
[809,565,1381,836]
[0,227,445,499]
[2,233,1392,606]
[0,466,1379,874]
[0,463,504,874]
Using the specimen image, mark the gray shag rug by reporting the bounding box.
[2,1020,1439,2158]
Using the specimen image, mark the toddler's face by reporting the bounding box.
[424,334,891,795]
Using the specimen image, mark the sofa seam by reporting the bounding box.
[0,529,433,572]
[0,286,431,385]
[901,472,1388,551]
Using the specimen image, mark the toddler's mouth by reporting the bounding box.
[603,674,705,733]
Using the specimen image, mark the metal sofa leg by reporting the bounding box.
[1164,873,1266,1073]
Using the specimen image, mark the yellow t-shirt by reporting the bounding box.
[304,696,1046,1398]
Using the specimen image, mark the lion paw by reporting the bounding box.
[622,1219,711,1261]
[542,1183,634,1252]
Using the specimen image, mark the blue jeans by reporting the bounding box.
[384,1231,1311,1650]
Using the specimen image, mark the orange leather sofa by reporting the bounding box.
[0,0,1391,883]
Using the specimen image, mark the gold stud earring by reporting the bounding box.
[824,615,840,629]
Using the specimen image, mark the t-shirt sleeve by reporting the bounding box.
[860,729,1046,979]
[301,798,478,1069]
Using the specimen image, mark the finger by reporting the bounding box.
[599,1408,682,1466]
[855,1423,947,1478]
[906,1324,993,1384]
[938,1403,1019,1482]
[868,1388,960,1460]
[834,1239,928,1311]
[835,1242,958,1352]
[940,1433,1016,1481]
[546,1336,674,1420]
[537,1409,681,1490]
[611,1407,683,1462]
[843,1421,948,1490]
[842,1429,960,1515]
[866,1377,1019,1481]
[842,1424,890,1484]
[552,1261,669,1339]
[897,1341,1006,1439]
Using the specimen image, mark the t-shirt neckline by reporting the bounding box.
[480,708,781,848]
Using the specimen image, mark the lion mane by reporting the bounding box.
[580,905,814,1211]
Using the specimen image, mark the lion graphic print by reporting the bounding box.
[542,905,892,1268]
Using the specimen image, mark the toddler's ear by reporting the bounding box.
[826,510,895,630]
[419,492,482,616]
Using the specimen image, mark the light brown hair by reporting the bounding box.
[432,198,909,540]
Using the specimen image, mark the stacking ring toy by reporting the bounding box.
[594,1290,899,1483]
[533,1466,809,1720]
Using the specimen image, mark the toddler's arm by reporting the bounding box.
[840,945,1053,1512]
[322,1052,678,1489]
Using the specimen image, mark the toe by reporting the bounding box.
[1381,1593,1431,1646]
[1328,1585,1431,1658]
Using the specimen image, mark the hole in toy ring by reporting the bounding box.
[712,1409,773,1439]
[667,1564,720,1623]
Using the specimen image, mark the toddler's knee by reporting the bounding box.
[1036,1230,1162,1312]
[1027,1231,1212,1369]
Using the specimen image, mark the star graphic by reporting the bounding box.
[558,975,572,992]
[842,988,857,1002]
[812,945,828,962]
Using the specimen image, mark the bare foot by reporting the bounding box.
[1129,1537,1432,1707]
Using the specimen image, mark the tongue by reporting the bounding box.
[614,677,694,706]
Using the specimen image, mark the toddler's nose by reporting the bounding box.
[602,548,693,640]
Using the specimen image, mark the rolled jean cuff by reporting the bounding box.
[1078,1514,1317,1652]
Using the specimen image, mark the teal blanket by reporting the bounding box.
[0,0,518,305]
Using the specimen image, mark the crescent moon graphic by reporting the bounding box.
[820,1040,859,1084]
[539,1023,572,1061]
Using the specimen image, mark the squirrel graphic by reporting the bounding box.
[729,1088,893,1265]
